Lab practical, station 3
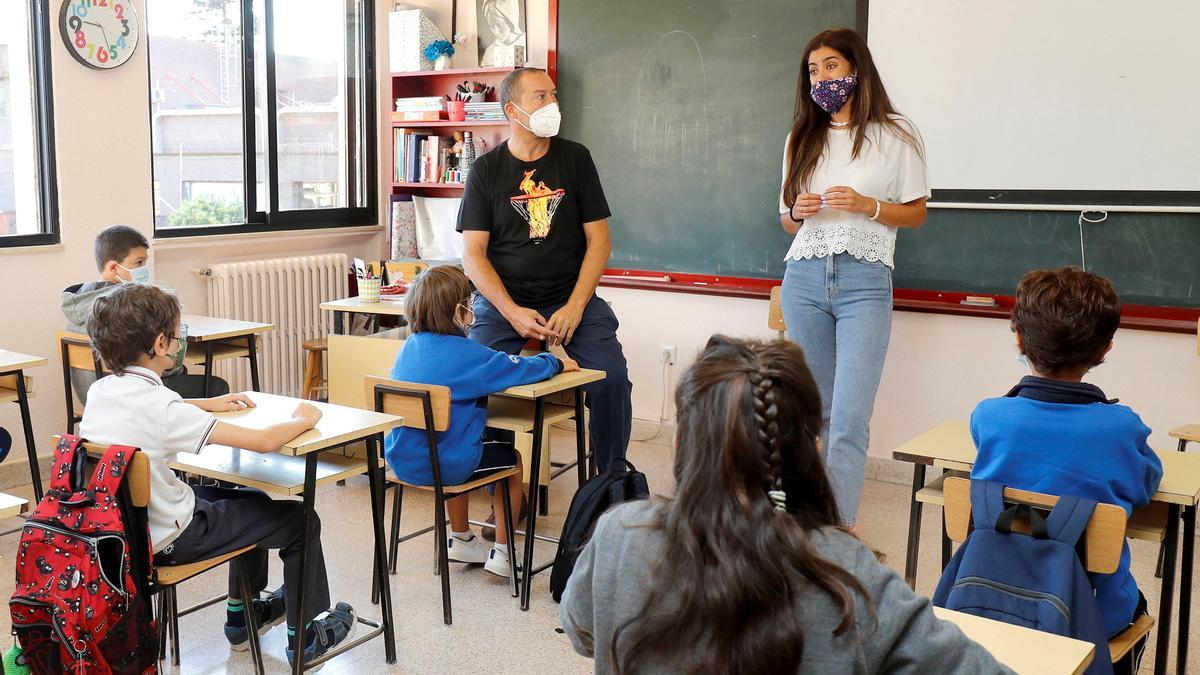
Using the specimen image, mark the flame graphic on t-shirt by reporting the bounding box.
[510,169,566,241]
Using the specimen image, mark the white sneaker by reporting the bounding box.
[484,546,523,578]
[446,534,489,564]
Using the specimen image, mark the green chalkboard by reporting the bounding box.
[558,1,1200,308]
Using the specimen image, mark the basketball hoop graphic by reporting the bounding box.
[511,170,566,242]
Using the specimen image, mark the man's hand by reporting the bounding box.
[507,306,559,341]
[200,393,257,412]
[545,302,585,346]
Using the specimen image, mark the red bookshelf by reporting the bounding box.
[390,120,508,128]
[391,181,465,190]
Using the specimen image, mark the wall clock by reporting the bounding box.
[59,0,140,70]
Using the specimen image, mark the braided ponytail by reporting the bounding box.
[750,367,785,511]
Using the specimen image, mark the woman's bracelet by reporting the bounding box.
[868,198,882,221]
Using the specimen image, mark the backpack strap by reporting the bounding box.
[87,444,138,499]
[48,435,86,494]
[1044,494,1098,546]
[968,480,1008,532]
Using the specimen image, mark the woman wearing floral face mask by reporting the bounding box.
[777,28,930,529]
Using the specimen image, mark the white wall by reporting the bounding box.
[0,0,387,474]
[602,287,1200,459]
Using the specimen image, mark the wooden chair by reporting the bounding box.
[301,338,328,401]
[383,261,429,284]
[57,331,103,434]
[365,376,519,625]
[942,477,1156,666]
[768,286,786,338]
[67,438,267,673]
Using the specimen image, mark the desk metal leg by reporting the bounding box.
[203,343,214,398]
[292,454,317,675]
[1178,504,1195,675]
[941,517,952,571]
[334,311,345,336]
[16,371,41,502]
[903,464,926,590]
[366,434,397,663]
[520,398,546,611]
[574,388,588,485]
[1154,503,1180,675]
[247,334,261,392]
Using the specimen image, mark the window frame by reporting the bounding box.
[2,0,60,249]
[150,0,376,239]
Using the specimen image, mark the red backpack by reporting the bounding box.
[10,435,158,674]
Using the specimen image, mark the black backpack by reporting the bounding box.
[550,459,649,602]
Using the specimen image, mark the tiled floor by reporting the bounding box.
[0,429,1196,673]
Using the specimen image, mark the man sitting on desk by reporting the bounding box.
[457,67,632,477]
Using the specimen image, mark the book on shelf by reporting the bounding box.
[392,129,467,186]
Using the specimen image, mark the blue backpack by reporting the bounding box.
[933,480,1113,675]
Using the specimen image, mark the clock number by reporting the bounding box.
[121,20,130,37]
[117,35,126,49]
[68,16,82,32]
[74,3,87,18]
[74,31,87,49]
[96,46,108,64]
[114,4,124,20]
[98,0,108,6]
[87,44,94,59]
[108,45,118,61]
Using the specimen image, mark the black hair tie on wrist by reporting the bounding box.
[788,203,805,224]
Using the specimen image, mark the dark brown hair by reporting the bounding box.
[405,266,473,336]
[1012,267,1121,375]
[783,28,921,209]
[89,283,181,375]
[612,335,871,674]
[94,225,149,272]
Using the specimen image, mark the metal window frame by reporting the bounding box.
[3,0,61,248]
[152,0,376,239]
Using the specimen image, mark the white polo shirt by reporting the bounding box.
[79,366,217,552]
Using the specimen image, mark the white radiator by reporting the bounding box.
[200,254,348,397]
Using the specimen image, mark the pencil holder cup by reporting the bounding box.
[359,278,381,303]
[447,100,466,122]
[464,92,484,104]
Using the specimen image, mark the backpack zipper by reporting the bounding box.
[953,576,1071,624]
[10,597,84,663]
[23,521,130,600]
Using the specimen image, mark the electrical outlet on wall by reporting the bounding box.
[660,345,677,365]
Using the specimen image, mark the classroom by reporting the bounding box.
[0,0,1198,673]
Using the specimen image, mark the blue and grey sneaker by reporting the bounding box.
[286,603,357,670]
[225,587,287,651]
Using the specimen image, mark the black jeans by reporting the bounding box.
[154,486,330,627]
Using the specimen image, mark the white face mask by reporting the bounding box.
[512,102,561,138]
[117,262,150,284]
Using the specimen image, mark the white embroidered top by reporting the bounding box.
[778,115,930,268]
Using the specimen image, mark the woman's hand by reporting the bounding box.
[823,185,874,215]
[200,393,257,412]
[790,193,823,220]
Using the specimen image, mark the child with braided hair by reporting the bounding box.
[559,335,1012,674]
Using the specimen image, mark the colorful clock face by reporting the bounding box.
[59,0,140,70]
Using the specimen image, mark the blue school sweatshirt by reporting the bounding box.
[384,332,562,486]
[970,376,1163,637]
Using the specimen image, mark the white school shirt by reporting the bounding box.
[778,115,930,268]
[79,366,217,552]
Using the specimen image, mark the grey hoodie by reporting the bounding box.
[560,499,1015,675]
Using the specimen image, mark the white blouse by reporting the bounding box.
[778,115,930,268]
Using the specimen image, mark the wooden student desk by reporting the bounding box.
[894,421,1200,675]
[0,350,47,501]
[208,391,402,674]
[494,367,606,611]
[934,607,1095,675]
[0,492,29,520]
[181,314,274,396]
[319,297,405,335]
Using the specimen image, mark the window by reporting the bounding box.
[0,2,58,247]
[149,0,374,235]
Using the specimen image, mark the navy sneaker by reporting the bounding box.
[224,587,287,651]
[286,603,357,670]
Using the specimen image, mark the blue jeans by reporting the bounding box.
[781,254,892,525]
[470,294,633,473]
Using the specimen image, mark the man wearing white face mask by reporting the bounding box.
[458,68,632,479]
[61,224,230,404]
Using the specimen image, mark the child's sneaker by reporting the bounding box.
[447,533,488,564]
[483,546,523,578]
[286,603,357,671]
[224,587,287,651]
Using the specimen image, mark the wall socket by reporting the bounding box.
[659,345,677,365]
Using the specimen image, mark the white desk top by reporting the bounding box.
[182,314,274,341]
[211,391,402,456]
[0,492,29,519]
[934,608,1094,675]
[172,447,365,495]
[0,350,47,373]
[319,296,407,317]
[496,369,606,400]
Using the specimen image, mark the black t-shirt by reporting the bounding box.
[457,137,611,308]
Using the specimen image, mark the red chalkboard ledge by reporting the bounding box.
[598,269,1200,335]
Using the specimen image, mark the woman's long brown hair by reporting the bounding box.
[782,28,921,209]
[611,336,872,674]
